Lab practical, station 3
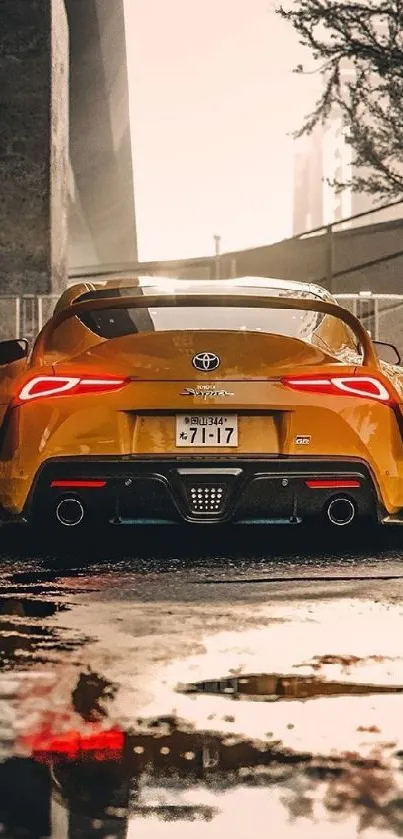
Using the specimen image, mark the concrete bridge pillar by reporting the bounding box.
[0,0,69,295]
[0,0,137,297]
[66,0,138,271]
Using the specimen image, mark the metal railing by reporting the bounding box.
[335,292,403,342]
[0,295,59,342]
[293,199,403,291]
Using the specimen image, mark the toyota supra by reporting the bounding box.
[0,275,402,529]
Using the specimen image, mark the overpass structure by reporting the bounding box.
[70,200,403,295]
[0,0,137,297]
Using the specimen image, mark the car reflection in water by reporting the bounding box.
[3,666,403,837]
[1,721,308,839]
[4,718,403,838]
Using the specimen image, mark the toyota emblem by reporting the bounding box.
[192,352,220,372]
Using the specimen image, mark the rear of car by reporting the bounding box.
[2,277,403,528]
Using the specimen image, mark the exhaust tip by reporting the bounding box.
[327,497,356,527]
[56,497,85,527]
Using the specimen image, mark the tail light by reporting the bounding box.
[16,375,127,404]
[282,375,392,403]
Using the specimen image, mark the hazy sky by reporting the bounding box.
[124,0,319,262]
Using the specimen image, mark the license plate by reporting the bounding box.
[176,414,238,447]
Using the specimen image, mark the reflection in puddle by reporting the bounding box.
[2,664,403,837]
[1,727,403,838]
[0,596,86,671]
[0,589,88,672]
[72,670,118,722]
[178,673,403,700]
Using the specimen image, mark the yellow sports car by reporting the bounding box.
[0,275,402,529]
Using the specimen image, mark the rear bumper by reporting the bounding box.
[23,456,381,525]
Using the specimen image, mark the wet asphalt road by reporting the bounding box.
[2,524,403,837]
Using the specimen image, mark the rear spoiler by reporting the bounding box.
[32,294,379,368]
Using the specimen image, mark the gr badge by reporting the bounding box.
[295,435,311,445]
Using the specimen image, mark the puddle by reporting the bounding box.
[0,597,68,618]
[178,673,403,701]
[0,598,88,671]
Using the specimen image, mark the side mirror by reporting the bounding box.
[373,340,401,366]
[0,339,29,366]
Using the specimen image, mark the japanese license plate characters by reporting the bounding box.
[176,414,238,447]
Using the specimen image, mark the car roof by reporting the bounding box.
[57,276,332,312]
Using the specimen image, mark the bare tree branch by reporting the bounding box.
[277,0,403,197]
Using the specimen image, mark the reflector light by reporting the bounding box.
[282,375,391,403]
[17,375,127,403]
[305,480,361,489]
[51,480,106,489]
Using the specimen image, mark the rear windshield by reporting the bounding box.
[77,306,357,355]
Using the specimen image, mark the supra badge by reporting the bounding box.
[180,386,234,399]
[192,352,220,372]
